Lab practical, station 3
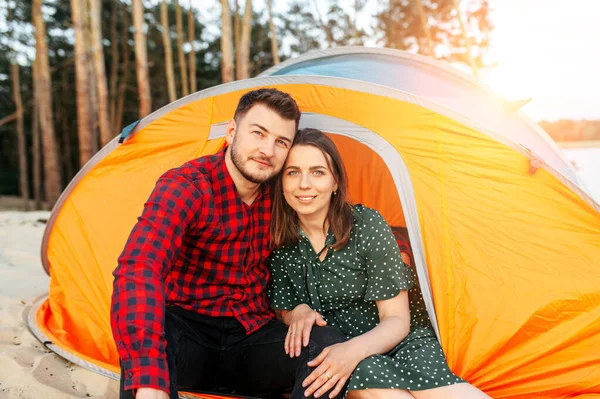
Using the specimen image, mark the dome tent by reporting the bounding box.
[29,47,600,398]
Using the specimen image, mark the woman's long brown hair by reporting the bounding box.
[270,128,354,250]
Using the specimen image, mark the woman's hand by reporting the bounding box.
[302,342,363,398]
[283,304,327,358]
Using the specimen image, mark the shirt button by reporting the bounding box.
[128,372,133,378]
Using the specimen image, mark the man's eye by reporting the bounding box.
[254,131,263,136]
[276,139,288,148]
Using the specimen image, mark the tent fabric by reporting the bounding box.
[30,48,600,398]
[96,74,599,215]
[259,47,581,188]
[206,113,439,337]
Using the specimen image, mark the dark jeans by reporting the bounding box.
[119,306,347,399]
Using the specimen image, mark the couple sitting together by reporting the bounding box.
[111,89,491,399]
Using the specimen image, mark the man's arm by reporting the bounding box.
[110,172,202,395]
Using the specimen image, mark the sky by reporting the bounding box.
[478,0,600,121]
[245,0,600,121]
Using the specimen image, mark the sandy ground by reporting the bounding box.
[0,211,119,399]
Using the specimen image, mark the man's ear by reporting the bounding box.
[225,118,237,145]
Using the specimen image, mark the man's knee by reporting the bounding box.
[309,326,347,350]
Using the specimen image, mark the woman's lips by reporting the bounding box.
[295,196,316,203]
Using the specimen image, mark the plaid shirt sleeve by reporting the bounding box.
[110,171,203,394]
[392,230,413,265]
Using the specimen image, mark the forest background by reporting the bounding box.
[1,0,598,210]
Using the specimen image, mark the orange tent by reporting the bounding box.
[29,48,600,398]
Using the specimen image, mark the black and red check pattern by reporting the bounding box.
[110,149,274,393]
[392,230,412,259]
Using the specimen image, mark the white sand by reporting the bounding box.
[0,211,119,399]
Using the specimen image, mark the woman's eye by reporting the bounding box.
[287,170,299,176]
[313,170,324,176]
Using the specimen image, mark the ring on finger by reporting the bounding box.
[325,373,332,380]
[291,332,296,335]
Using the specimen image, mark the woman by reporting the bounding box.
[268,129,491,399]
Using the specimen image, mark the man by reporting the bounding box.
[111,88,345,399]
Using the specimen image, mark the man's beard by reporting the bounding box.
[230,138,274,184]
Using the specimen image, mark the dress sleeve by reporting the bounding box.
[360,208,414,302]
[267,250,302,310]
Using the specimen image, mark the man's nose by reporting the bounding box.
[259,140,275,158]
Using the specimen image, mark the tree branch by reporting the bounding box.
[0,113,17,127]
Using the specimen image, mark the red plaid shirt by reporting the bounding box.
[110,149,274,393]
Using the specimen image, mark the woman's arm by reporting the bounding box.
[341,290,410,359]
[301,291,410,398]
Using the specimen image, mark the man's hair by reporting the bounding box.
[233,88,301,130]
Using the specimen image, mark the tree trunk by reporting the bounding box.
[267,0,280,65]
[32,62,42,210]
[60,66,74,181]
[10,63,29,209]
[234,0,241,76]
[414,0,434,56]
[220,0,234,83]
[53,62,66,186]
[237,0,252,80]
[161,0,177,102]
[109,0,119,126]
[116,9,132,133]
[451,0,478,77]
[174,0,189,96]
[8,5,29,209]
[132,0,152,117]
[90,0,112,146]
[71,0,93,166]
[188,6,196,93]
[85,3,100,155]
[32,0,62,205]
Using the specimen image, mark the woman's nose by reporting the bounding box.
[299,173,311,189]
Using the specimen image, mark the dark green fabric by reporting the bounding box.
[268,205,464,392]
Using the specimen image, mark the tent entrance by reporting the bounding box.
[212,113,440,338]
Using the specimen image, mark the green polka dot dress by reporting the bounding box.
[268,205,464,393]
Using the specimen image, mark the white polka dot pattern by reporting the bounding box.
[267,205,463,393]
